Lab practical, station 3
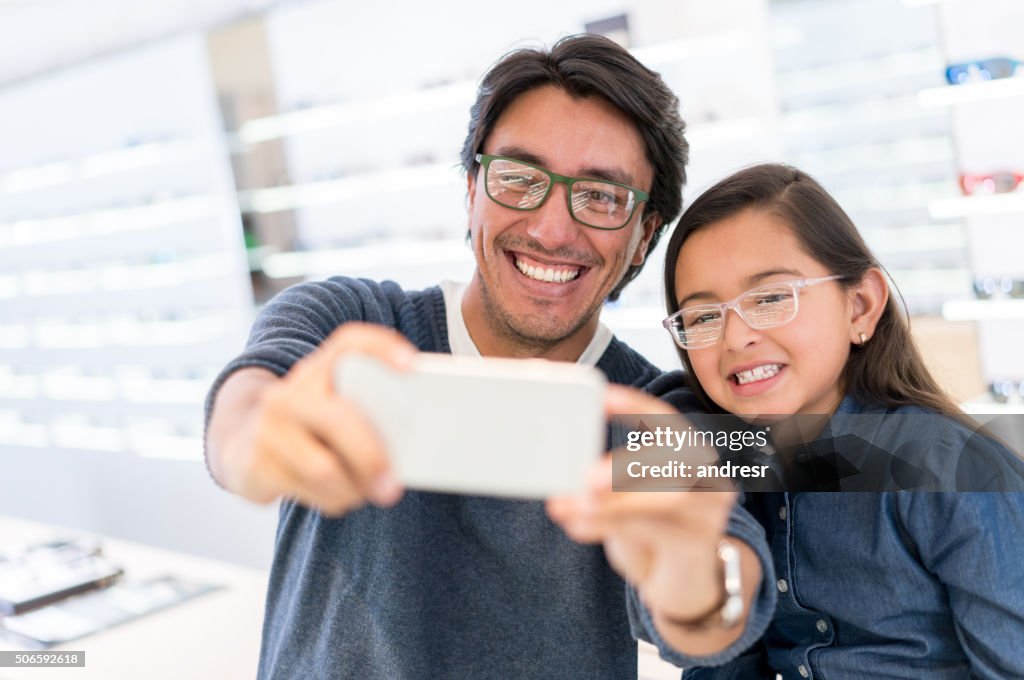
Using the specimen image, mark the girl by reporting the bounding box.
[656,163,1024,678]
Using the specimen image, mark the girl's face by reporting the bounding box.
[673,209,854,416]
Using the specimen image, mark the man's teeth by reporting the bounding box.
[515,258,580,283]
[734,364,782,385]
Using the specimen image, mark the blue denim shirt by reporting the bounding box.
[683,396,1024,680]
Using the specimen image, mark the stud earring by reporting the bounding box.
[858,332,868,345]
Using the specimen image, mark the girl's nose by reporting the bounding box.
[720,307,762,352]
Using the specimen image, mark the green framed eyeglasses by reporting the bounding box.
[475,153,650,230]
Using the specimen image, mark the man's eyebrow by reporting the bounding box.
[677,268,806,307]
[492,146,546,167]
[579,165,635,187]
[490,145,636,187]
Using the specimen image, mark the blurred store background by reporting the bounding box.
[1,1,1022,676]
[1,0,1022,570]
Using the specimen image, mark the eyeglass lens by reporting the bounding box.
[485,157,637,228]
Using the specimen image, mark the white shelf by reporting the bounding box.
[237,163,460,213]
[630,30,749,66]
[943,299,1024,321]
[918,77,1024,107]
[234,32,752,147]
[687,117,765,150]
[235,81,477,145]
[961,398,1024,416]
[778,47,940,98]
[261,238,471,279]
[0,139,209,195]
[0,194,224,247]
[928,192,1024,219]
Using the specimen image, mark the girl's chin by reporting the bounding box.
[715,392,795,418]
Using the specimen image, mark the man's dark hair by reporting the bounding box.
[460,34,689,302]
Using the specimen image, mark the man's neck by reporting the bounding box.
[461,277,598,362]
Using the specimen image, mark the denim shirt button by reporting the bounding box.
[777,579,789,593]
[798,663,809,678]
[779,506,788,520]
[816,619,828,633]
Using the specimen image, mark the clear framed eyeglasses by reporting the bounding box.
[663,275,845,350]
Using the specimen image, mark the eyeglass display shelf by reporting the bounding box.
[928,192,1024,219]
[0,194,226,245]
[777,46,942,99]
[917,76,1024,107]
[236,163,459,214]
[960,395,1024,416]
[233,30,753,147]
[942,299,1024,321]
[0,138,214,196]
[0,430,203,461]
[258,238,473,279]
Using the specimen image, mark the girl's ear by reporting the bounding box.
[848,267,888,345]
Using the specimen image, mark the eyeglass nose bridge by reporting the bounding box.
[528,172,602,225]
[533,173,577,216]
[716,301,765,343]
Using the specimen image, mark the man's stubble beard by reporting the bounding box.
[475,271,597,356]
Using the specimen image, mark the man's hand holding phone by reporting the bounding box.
[206,322,413,516]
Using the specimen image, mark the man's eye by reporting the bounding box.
[587,189,617,204]
[499,174,534,187]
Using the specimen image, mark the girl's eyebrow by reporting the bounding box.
[678,268,806,307]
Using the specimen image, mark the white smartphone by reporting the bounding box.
[333,353,607,499]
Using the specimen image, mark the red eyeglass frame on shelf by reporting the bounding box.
[959,172,1024,196]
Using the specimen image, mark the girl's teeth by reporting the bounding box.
[734,364,781,385]
[515,258,580,283]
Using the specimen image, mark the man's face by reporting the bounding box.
[465,85,658,356]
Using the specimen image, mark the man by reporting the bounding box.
[205,35,775,679]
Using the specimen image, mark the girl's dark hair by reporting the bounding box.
[663,162,962,417]
[461,34,689,302]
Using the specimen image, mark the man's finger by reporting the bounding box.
[297,394,402,506]
[321,322,418,370]
[263,425,370,512]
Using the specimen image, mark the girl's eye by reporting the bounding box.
[756,292,791,305]
[687,311,721,326]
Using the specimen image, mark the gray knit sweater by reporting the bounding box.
[205,277,775,680]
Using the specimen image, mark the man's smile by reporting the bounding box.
[512,252,585,283]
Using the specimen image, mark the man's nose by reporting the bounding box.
[525,183,582,251]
